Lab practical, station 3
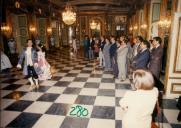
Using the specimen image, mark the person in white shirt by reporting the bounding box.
[132,36,143,57]
[99,36,105,67]
[17,39,39,91]
[72,36,77,54]
[120,69,158,128]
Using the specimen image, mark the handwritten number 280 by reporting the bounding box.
[70,105,88,117]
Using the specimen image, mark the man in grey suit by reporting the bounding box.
[149,36,163,79]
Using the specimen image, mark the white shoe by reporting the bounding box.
[29,85,36,91]
[28,77,34,85]
[34,79,39,89]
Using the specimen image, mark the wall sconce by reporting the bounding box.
[52,12,55,17]
[133,25,138,30]
[47,27,52,34]
[15,1,20,9]
[129,26,133,31]
[29,26,36,33]
[38,8,42,14]
[1,23,10,33]
[141,24,147,29]
[158,19,171,29]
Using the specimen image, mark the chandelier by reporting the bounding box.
[141,24,147,29]
[158,19,171,29]
[1,23,10,33]
[15,1,20,8]
[90,20,97,29]
[62,4,76,25]
[129,26,133,31]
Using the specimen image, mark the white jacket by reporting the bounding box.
[120,87,158,128]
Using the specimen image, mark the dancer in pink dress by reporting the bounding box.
[36,44,52,80]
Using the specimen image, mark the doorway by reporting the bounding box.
[89,18,102,38]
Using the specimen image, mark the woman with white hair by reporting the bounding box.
[119,69,158,128]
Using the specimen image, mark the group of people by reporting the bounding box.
[1,34,165,128]
[1,37,55,91]
[17,39,52,90]
[83,35,163,82]
[83,35,164,128]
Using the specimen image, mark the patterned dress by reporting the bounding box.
[37,51,52,80]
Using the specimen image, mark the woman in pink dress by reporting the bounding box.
[36,44,52,80]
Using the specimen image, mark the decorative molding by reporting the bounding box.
[171,83,181,94]
[37,18,47,46]
[18,15,28,46]
[169,77,181,79]
[173,17,181,73]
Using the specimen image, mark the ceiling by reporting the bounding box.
[2,0,147,17]
[51,0,147,15]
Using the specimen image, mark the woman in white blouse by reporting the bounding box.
[120,69,158,128]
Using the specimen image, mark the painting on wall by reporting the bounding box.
[152,3,160,22]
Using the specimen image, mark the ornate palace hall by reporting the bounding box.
[1,0,181,128]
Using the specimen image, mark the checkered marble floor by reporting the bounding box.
[0,48,181,128]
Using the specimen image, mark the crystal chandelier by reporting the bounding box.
[62,4,76,25]
[158,19,171,29]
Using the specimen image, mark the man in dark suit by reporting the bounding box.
[149,36,163,79]
[109,36,118,78]
[149,37,164,122]
[132,40,150,70]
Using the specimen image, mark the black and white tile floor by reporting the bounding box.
[0,49,181,128]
